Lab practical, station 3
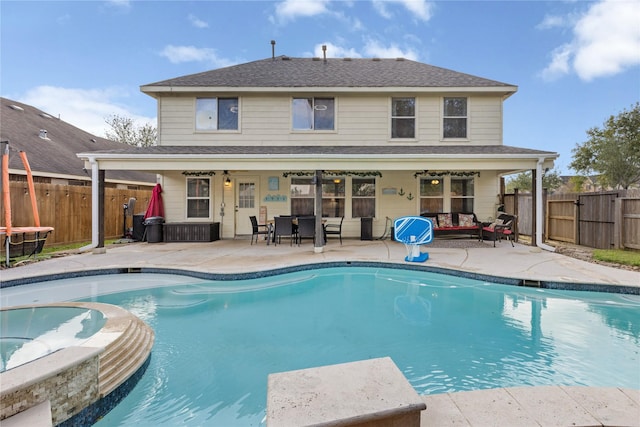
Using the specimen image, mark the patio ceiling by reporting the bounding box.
[78,145,558,175]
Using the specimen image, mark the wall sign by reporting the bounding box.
[268,176,279,191]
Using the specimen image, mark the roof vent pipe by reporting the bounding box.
[271,40,276,59]
[39,129,48,139]
[322,44,327,62]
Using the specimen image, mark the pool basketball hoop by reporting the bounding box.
[393,216,433,262]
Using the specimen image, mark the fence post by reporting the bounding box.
[614,198,622,250]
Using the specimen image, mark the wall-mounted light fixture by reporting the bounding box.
[333,178,341,184]
[431,179,440,185]
[223,170,231,187]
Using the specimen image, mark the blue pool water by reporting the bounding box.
[56,267,639,426]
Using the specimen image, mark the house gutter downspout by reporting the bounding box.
[79,158,100,252]
[536,157,555,252]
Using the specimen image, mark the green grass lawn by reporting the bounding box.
[593,249,640,267]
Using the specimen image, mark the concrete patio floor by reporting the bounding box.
[1,237,639,426]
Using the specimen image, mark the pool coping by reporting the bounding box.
[2,261,639,295]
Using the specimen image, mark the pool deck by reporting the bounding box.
[1,237,639,426]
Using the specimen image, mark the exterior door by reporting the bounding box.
[235,178,260,235]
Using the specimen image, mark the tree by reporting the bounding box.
[570,103,640,189]
[568,175,588,192]
[104,114,157,147]
[505,169,562,193]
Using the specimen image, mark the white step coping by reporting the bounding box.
[267,356,426,426]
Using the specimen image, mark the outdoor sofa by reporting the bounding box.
[420,212,480,238]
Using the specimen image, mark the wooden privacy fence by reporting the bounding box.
[1,182,152,245]
[506,190,639,250]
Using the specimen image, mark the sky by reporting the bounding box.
[1,0,639,174]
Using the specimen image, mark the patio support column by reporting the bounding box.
[314,169,325,253]
[98,170,105,248]
[79,157,102,253]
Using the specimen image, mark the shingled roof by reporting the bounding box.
[142,56,516,90]
[1,97,155,184]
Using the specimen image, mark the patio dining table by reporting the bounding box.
[265,217,325,245]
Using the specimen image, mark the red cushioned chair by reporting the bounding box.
[482,213,516,247]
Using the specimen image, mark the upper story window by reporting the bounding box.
[292,97,335,130]
[195,97,238,131]
[391,97,415,138]
[443,97,467,139]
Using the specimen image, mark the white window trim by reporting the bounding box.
[185,177,212,220]
[194,97,241,133]
[290,96,337,133]
[389,96,418,141]
[440,96,470,142]
[351,177,377,219]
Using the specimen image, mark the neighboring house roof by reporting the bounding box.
[142,56,516,95]
[1,97,155,184]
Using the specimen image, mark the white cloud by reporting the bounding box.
[272,0,331,23]
[536,14,566,30]
[104,0,131,12]
[18,86,155,138]
[159,45,234,68]
[541,44,573,81]
[372,1,393,19]
[373,0,432,22]
[364,39,418,60]
[541,0,640,81]
[312,42,362,58]
[188,14,208,29]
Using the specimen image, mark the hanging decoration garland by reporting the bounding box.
[182,171,216,176]
[282,170,382,178]
[413,170,480,178]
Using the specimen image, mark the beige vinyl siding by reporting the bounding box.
[157,94,505,147]
[161,171,189,222]
[468,96,503,145]
[415,97,440,143]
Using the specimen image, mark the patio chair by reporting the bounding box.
[481,213,516,247]
[324,216,344,245]
[274,216,296,246]
[250,215,269,245]
[296,216,316,245]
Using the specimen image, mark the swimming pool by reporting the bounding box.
[2,267,639,426]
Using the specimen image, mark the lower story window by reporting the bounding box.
[290,177,346,217]
[451,177,474,212]
[352,178,376,218]
[419,177,444,214]
[187,178,210,218]
[290,178,315,216]
[322,178,345,218]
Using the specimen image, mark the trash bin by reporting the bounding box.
[133,214,145,241]
[144,216,164,243]
[361,217,373,240]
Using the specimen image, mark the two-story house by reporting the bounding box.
[78,54,557,247]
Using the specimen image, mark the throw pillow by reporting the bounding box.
[425,216,438,228]
[437,213,453,228]
[458,213,475,227]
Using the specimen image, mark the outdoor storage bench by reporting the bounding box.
[420,212,480,238]
[163,222,220,242]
